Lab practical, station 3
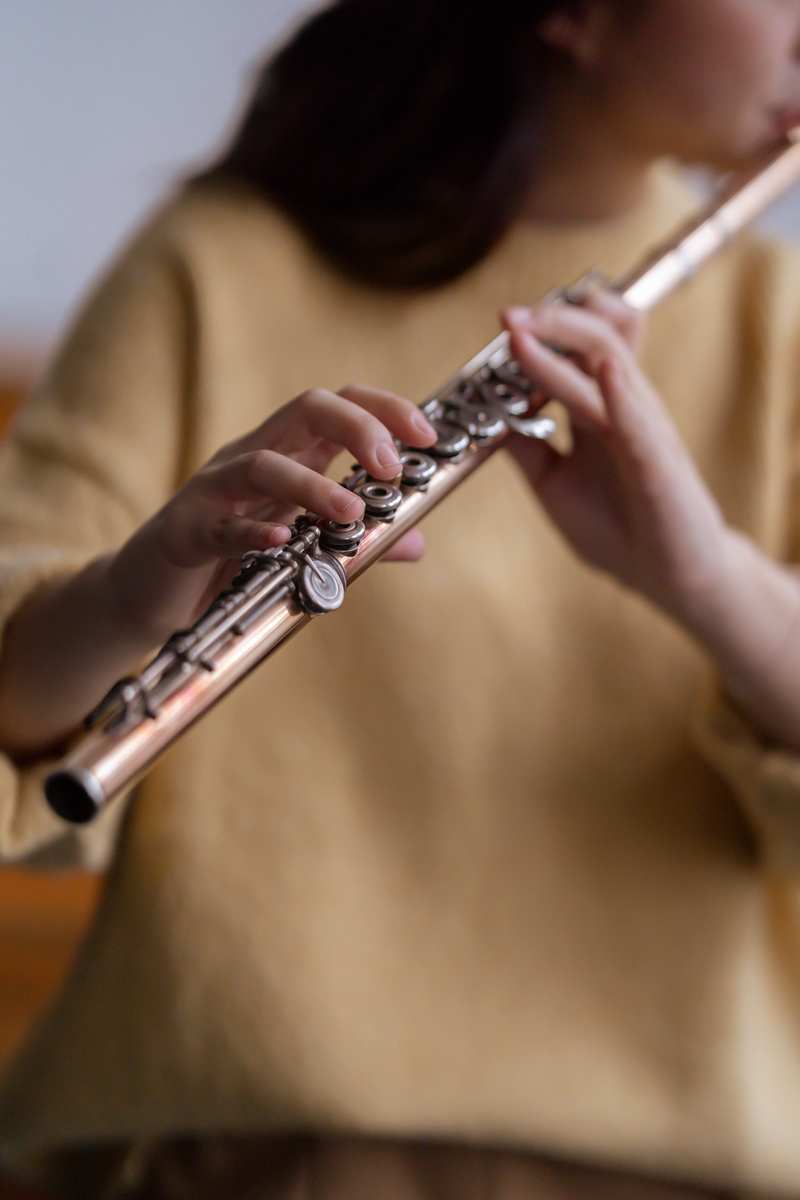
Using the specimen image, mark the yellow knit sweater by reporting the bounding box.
[0,164,800,1196]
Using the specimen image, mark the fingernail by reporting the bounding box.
[508,307,547,331]
[375,442,401,470]
[517,330,541,352]
[410,411,436,439]
[266,524,290,546]
[330,487,363,517]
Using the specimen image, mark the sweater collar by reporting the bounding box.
[472,161,700,306]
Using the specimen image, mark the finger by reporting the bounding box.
[204,450,366,523]
[259,387,436,479]
[505,326,609,430]
[580,289,646,356]
[382,528,426,561]
[503,301,632,379]
[190,514,293,561]
[504,298,649,431]
[504,430,563,490]
[336,385,438,448]
[596,356,679,466]
[301,391,404,478]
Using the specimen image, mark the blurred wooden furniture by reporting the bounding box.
[0,869,102,1068]
[0,365,103,1074]
[0,374,29,435]
[0,362,104,1200]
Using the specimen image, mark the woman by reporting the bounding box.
[1,1,800,1196]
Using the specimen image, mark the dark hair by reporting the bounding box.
[203,0,572,288]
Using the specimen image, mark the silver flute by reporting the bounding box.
[45,131,800,823]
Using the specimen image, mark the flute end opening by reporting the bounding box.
[45,767,105,824]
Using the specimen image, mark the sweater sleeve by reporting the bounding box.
[0,216,196,867]
[692,678,800,878]
[690,241,800,880]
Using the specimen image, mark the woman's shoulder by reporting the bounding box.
[47,178,327,375]
[712,219,800,356]
[129,178,319,284]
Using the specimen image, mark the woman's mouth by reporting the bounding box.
[770,107,800,138]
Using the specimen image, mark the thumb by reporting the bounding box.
[506,434,561,489]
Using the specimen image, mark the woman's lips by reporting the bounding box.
[771,107,800,137]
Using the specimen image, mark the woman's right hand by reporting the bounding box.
[108,385,437,640]
[0,385,436,757]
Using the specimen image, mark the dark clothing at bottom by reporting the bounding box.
[7,1134,775,1200]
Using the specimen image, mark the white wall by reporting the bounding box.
[4,3,800,358]
[1,0,310,353]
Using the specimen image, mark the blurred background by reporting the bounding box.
[1,0,312,381]
[3,0,800,1074]
[6,0,800,377]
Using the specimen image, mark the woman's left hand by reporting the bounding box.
[502,291,731,629]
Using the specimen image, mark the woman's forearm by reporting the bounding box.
[0,388,437,763]
[0,554,162,759]
[503,301,800,755]
[687,530,800,752]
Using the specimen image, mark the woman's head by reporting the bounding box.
[205,0,800,286]
[541,0,800,170]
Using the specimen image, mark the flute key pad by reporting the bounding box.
[318,518,366,553]
[352,479,404,518]
[428,420,470,458]
[441,395,507,442]
[399,449,437,487]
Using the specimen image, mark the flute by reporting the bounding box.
[45,131,800,824]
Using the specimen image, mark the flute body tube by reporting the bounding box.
[45,132,800,823]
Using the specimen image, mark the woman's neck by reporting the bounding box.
[520,154,652,224]
[519,85,657,224]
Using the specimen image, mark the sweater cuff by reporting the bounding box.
[0,754,124,868]
[0,548,124,867]
[0,546,91,633]
[691,679,800,878]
